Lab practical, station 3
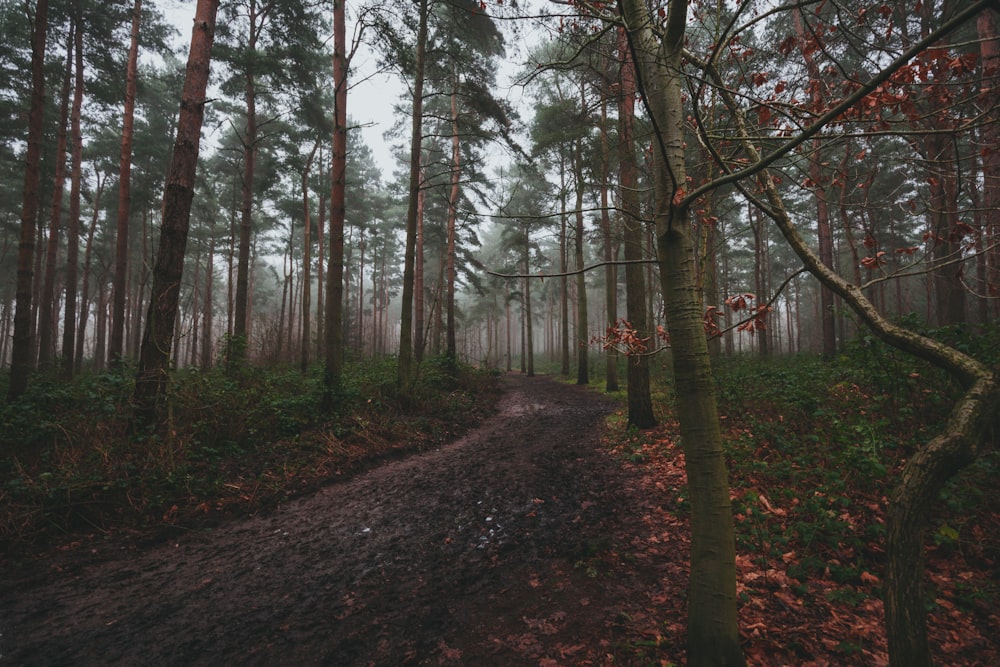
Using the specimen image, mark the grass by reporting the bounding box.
[0,356,501,555]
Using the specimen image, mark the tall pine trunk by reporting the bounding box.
[523,224,534,377]
[324,0,347,396]
[201,235,215,369]
[617,32,655,428]
[598,94,618,391]
[793,10,836,357]
[300,140,318,373]
[573,140,588,386]
[7,0,50,401]
[316,153,326,360]
[75,171,105,372]
[559,157,570,375]
[397,0,428,389]
[61,13,85,378]
[232,0,260,366]
[38,28,74,369]
[446,86,460,362]
[110,0,141,365]
[415,165,425,362]
[133,0,220,423]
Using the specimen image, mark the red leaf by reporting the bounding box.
[757,105,772,125]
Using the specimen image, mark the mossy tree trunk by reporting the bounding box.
[620,0,745,664]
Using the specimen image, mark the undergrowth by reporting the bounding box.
[603,321,1000,664]
[0,356,500,555]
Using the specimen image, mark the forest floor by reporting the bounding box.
[1,373,997,666]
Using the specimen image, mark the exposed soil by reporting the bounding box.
[0,374,682,666]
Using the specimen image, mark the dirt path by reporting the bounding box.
[1,375,679,666]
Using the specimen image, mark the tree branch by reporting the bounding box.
[681,0,997,208]
[486,258,657,280]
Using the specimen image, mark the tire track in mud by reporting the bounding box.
[1,374,666,666]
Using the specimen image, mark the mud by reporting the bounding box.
[1,374,674,666]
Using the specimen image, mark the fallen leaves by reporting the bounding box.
[601,404,999,666]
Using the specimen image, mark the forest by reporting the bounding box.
[1,0,998,665]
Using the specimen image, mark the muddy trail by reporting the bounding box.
[1,374,681,666]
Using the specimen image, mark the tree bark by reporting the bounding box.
[524,223,534,377]
[573,140,588,386]
[61,13,85,378]
[397,0,428,389]
[132,0,221,423]
[617,32,656,428]
[109,0,141,366]
[76,171,105,372]
[7,0,50,401]
[620,0,745,663]
[232,0,261,366]
[749,206,769,358]
[979,11,1000,320]
[415,165,426,362]
[300,139,318,373]
[598,93,618,391]
[324,0,347,396]
[202,235,214,369]
[38,27,74,369]
[446,86,460,362]
[559,157,570,375]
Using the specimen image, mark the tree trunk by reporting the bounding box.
[316,150,326,360]
[573,140,588,386]
[620,1,745,663]
[445,86,460,362]
[61,14,85,378]
[598,94,618,391]
[188,242,202,368]
[505,284,511,371]
[94,269,108,370]
[130,209,150,358]
[202,235,214,369]
[232,0,260,367]
[276,235,291,362]
[415,165,426,362]
[109,0,141,366]
[617,32,656,428]
[38,27,74,370]
[523,224,534,377]
[132,0,220,424]
[300,140,318,373]
[324,0,347,396]
[398,0,427,389]
[749,206,769,358]
[979,11,1000,320]
[76,171,105,372]
[559,157,570,375]
[356,228,365,354]
[7,0,50,401]
[884,377,998,667]
[793,10,836,357]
